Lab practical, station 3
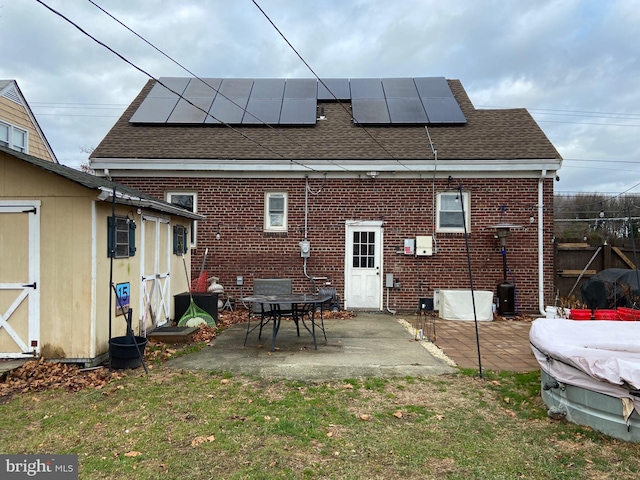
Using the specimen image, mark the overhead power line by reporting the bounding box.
[250,0,413,172]
[36,0,325,173]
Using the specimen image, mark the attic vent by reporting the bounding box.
[2,87,23,106]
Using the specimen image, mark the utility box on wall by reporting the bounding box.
[416,236,433,256]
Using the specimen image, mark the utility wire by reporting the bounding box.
[85,0,349,173]
[36,0,321,172]
[250,0,413,172]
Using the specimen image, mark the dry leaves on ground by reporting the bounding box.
[0,357,124,399]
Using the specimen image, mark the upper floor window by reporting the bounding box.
[0,121,27,153]
[167,192,197,247]
[264,191,287,232]
[436,191,471,233]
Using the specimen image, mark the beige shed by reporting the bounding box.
[0,146,203,366]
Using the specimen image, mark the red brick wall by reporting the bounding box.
[118,175,554,314]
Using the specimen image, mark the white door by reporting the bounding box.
[140,214,171,331]
[0,201,40,358]
[344,221,383,310]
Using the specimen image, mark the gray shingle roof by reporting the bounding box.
[91,78,561,162]
[1,145,202,219]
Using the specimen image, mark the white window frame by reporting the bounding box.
[0,120,28,153]
[264,191,288,232]
[436,191,471,233]
[166,191,197,247]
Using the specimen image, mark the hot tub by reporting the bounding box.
[530,318,640,442]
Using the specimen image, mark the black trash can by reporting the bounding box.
[497,282,516,317]
[109,335,148,369]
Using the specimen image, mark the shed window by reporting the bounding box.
[264,191,287,232]
[173,225,189,255]
[108,216,136,258]
[167,192,197,247]
[437,191,471,233]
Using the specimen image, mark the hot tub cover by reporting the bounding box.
[530,318,640,412]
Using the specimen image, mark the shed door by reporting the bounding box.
[344,221,383,310]
[0,201,40,358]
[140,214,171,331]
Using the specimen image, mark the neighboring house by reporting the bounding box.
[0,145,202,365]
[90,77,562,315]
[0,79,57,163]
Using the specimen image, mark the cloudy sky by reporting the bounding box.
[3,0,639,194]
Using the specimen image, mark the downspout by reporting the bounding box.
[538,170,547,316]
[303,175,311,279]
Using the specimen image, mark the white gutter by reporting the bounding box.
[539,170,547,316]
[97,186,204,220]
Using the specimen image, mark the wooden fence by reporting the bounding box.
[554,241,640,304]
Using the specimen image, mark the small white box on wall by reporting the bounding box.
[403,238,415,255]
[415,236,433,256]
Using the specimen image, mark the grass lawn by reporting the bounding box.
[1,363,639,479]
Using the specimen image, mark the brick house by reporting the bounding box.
[90,77,562,316]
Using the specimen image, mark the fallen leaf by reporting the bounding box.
[393,411,403,418]
[326,432,333,437]
[124,451,142,457]
[343,384,354,390]
[503,397,511,404]
[359,414,371,421]
[435,414,445,420]
[191,435,215,447]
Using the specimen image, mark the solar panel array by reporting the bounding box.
[129,77,466,125]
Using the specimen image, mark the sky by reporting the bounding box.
[2,0,640,195]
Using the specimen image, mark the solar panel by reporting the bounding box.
[280,98,316,124]
[184,78,222,96]
[206,78,253,124]
[284,78,316,99]
[423,97,467,123]
[147,77,190,98]
[413,77,454,98]
[382,78,419,98]
[129,77,189,123]
[317,78,350,100]
[250,78,285,99]
[386,97,428,124]
[352,99,390,124]
[414,77,466,124]
[381,78,427,123]
[168,96,215,123]
[350,78,384,99]
[129,97,179,123]
[167,78,220,123]
[242,79,285,124]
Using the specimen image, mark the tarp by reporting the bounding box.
[529,318,640,412]
[580,268,640,309]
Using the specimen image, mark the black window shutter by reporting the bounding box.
[107,216,115,258]
[128,220,137,257]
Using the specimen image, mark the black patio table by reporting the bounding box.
[241,294,332,351]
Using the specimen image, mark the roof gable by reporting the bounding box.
[0,79,58,163]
